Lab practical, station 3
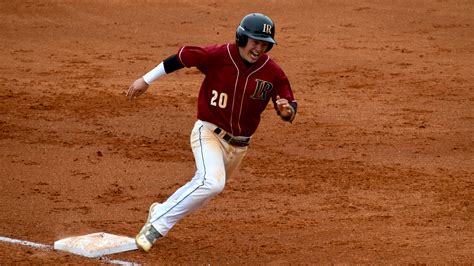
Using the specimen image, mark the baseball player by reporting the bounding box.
[127,13,297,252]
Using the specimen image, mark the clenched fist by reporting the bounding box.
[276,95,293,119]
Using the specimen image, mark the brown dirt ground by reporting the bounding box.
[1,0,473,264]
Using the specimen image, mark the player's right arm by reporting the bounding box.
[127,46,209,101]
[126,77,149,100]
[126,54,185,101]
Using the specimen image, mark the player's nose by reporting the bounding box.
[254,40,268,52]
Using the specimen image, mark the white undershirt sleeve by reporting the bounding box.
[142,62,166,85]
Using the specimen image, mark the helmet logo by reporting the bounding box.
[262,24,272,34]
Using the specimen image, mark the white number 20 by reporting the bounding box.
[210,90,228,108]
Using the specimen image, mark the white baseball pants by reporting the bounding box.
[150,120,248,236]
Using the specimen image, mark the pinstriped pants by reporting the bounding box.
[150,120,248,236]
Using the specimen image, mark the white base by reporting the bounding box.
[54,232,138,258]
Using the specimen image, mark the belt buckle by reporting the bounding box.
[214,127,249,147]
[214,127,226,138]
[228,137,249,147]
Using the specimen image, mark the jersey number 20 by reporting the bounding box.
[210,90,228,108]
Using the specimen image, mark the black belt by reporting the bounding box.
[213,128,250,147]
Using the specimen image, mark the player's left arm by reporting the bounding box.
[276,95,297,122]
[273,75,297,123]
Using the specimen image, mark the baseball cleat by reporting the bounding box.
[135,203,162,252]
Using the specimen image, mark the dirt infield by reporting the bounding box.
[1,0,473,264]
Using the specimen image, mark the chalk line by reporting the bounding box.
[0,235,140,266]
[0,236,52,250]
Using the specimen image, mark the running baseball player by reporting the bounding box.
[127,13,297,252]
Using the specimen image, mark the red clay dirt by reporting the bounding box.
[1,1,473,264]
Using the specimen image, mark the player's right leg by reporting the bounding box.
[135,120,226,251]
[135,203,163,252]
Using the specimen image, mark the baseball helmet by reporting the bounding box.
[236,13,276,52]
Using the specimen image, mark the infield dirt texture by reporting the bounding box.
[1,1,473,264]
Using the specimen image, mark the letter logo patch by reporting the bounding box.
[251,79,273,101]
[263,24,272,34]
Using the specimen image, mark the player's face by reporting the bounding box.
[239,38,269,64]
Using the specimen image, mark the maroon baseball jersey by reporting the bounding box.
[176,43,295,137]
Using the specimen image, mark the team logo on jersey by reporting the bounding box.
[251,79,273,101]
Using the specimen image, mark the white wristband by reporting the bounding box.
[142,62,166,84]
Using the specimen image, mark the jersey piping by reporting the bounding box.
[226,44,271,136]
[178,47,188,68]
[226,43,240,136]
[237,56,270,135]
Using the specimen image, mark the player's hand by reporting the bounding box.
[276,95,292,118]
[127,77,149,101]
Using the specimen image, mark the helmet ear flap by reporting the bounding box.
[236,27,248,47]
[265,43,273,52]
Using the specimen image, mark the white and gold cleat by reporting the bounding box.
[135,203,162,252]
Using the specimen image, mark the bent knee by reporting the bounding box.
[205,173,226,195]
